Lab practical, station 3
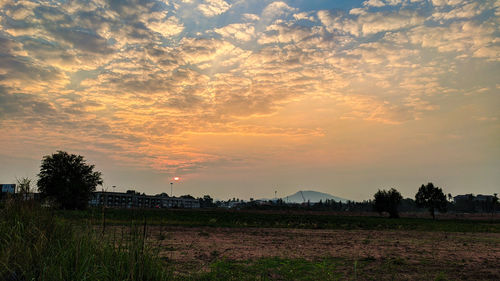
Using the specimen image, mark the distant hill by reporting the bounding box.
[261,190,349,203]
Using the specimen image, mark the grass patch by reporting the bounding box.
[59,208,500,233]
[188,257,346,281]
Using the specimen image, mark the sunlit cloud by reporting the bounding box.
[198,0,231,17]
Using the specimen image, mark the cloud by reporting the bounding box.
[408,21,499,60]
[474,116,498,122]
[317,10,360,36]
[242,13,260,21]
[0,86,55,119]
[0,47,68,91]
[349,8,367,16]
[339,95,414,124]
[3,1,38,20]
[257,23,313,44]
[318,9,424,37]
[473,45,500,61]
[431,0,466,7]
[198,0,231,17]
[214,23,255,41]
[50,26,113,54]
[431,1,489,20]
[363,0,386,8]
[145,13,184,37]
[293,12,315,21]
[262,1,297,20]
[177,37,243,64]
[361,10,424,35]
[18,38,80,71]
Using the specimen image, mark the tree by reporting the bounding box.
[37,151,102,209]
[484,194,499,215]
[16,177,33,200]
[199,195,215,208]
[415,182,447,219]
[493,194,499,215]
[373,188,403,218]
[447,193,453,202]
[180,194,195,199]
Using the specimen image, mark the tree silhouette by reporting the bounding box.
[493,194,499,215]
[415,182,447,219]
[447,193,453,202]
[373,188,403,218]
[37,151,102,209]
[16,177,33,200]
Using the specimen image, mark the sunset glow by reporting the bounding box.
[0,0,498,200]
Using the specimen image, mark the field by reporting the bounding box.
[70,208,500,280]
[152,226,499,280]
[2,204,499,280]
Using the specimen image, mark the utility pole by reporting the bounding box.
[170,176,180,197]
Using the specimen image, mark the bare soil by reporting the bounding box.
[149,226,500,280]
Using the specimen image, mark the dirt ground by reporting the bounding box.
[148,226,500,280]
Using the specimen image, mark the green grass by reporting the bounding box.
[0,201,171,281]
[183,257,348,281]
[59,208,500,233]
[171,257,462,281]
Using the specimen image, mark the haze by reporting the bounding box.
[0,0,499,201]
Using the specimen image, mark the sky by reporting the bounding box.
[0,0,499,201]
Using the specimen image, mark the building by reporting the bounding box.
[454,194,496,203]
[0,184,16,194]
[89,190,200,209]
[0,184,16,200]
[453,194,473,203]
[475,194,496,202]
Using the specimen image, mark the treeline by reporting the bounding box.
[212,195,498,214]
[214,183,499,219]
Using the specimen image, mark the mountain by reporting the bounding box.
[281,190,349,203]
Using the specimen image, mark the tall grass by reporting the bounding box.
[0,201,171,281]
